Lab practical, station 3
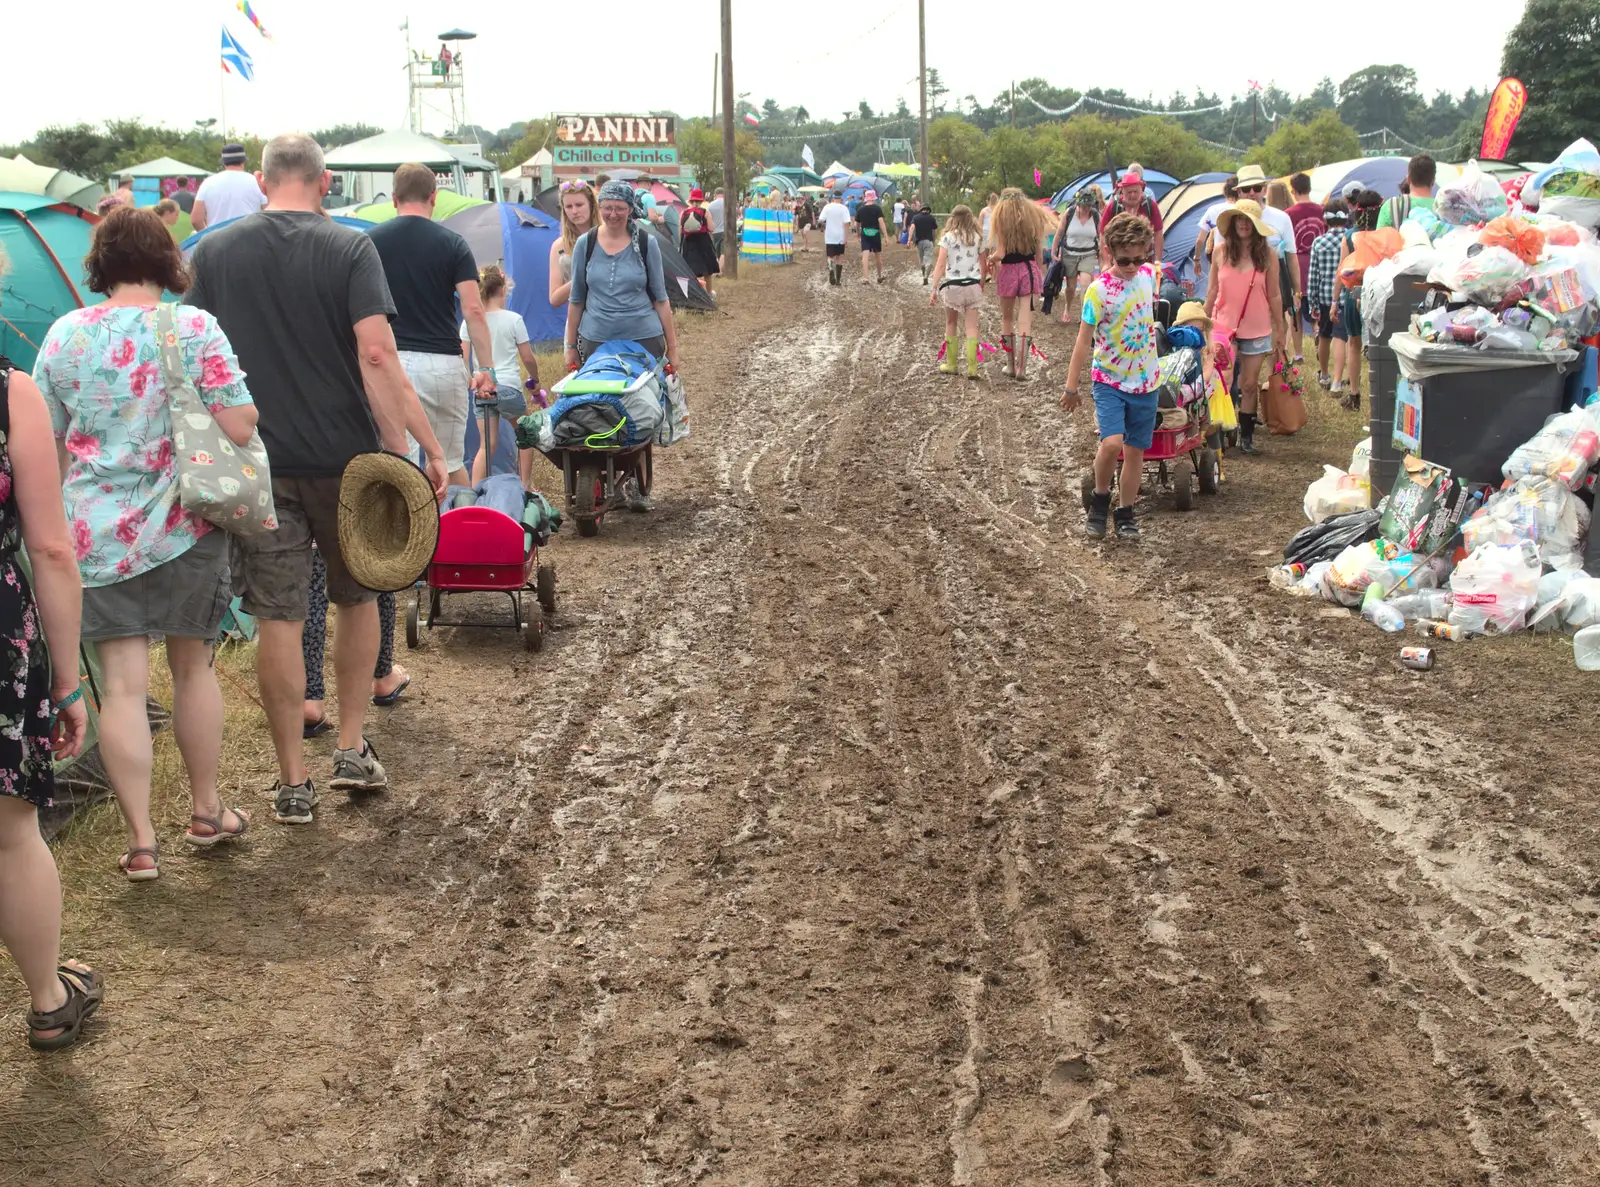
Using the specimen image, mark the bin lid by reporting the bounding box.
[1388,331,1577,382]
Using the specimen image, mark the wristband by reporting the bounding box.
[52,687,83,713]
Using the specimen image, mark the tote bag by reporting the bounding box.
[157,305,279,536]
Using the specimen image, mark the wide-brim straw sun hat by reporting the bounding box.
[338,452,440,592]
[1217,199,1273,240]
[1173,301,1213,332]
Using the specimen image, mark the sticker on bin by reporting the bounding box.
[1393,377,1423,454]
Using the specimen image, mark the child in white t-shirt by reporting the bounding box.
[459,265,540,487]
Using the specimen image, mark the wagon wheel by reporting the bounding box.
[1172,459,1195,511]
[536,563,557,613]
[405,597,421,649]
[636,445,654,496]
[1197,449,1220,495]
[524,602,546,652]
[574,460,603,537]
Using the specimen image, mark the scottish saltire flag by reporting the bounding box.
[221,26,256,79]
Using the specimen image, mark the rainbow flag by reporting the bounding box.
[236,0,273,40]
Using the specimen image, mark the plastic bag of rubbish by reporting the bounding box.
[1461,475,1590,570]
[1304,465,1370,523]
[1325,539,1400,608]
[1556,576,1600,630]
[1479,214,1545,264]
[1350,438,1371,483]
[1447,542,1542,634]
[1531,569,1587,632]
[1436,162,1511,227]
[1283,509,1381,567]
[1502,405,1600,489]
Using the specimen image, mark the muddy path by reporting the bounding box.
[5,250,1600,1186]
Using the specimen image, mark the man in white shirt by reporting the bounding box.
[892,198,906,240]
[818,192,852,286]
[191,143,267,230]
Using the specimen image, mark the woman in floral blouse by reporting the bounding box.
[33,207,259,881]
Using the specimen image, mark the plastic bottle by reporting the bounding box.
[1363,600,1407,632]
[1388,590,1452,621]
[1419,619,1466,641]
[1577,624,1600,670]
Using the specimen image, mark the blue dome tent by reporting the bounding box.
[1157,173,1233,292]
[1050,169,1179,211]
[0,193,102,371]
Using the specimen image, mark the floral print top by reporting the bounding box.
[32,304,254,587]
[0,360,59,810]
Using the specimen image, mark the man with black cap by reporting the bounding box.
[192,142,265,231]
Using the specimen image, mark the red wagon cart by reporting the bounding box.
[406,503,557,652]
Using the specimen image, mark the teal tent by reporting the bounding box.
[0,193,101,371]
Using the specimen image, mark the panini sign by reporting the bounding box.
[551,114,680,173]
[554,114,676,147]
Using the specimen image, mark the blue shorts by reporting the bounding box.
[475,383,527,420]
[1092,382,1159,451]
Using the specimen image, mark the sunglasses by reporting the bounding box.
[1239,184,1265,194]
[560,181,590,192]
[1113,255,1145,268]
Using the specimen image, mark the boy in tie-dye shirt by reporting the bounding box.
[1061,213,1159,542]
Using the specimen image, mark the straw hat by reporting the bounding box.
[338,452,440,593]
[1173,301,1213,332]
[1235,164,1269,188]
[1217,199,1273,240]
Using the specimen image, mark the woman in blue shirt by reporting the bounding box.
[562,181,681,374]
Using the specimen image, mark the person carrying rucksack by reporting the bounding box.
[1100,166,1164,268]
[1377,154,1437,230]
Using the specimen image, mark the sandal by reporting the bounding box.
[118,845,159,882]
[371,674,411,708]
[303,715,330,739]
[184,806,250,849]
[27,961,104,1051]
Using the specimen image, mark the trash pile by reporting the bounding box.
[1360,159,1600,356]
[1272,402,1600,665]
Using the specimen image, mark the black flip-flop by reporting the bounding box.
[303,716,330,739]
[371,676,410,707]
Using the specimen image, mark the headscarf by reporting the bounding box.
[598,180,635,207]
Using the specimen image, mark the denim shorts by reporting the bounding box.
[1091,382,1159,451]
[1236,334,1274,356]
[475,383,527,420]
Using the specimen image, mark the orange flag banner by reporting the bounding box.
[1481,78,1528,161]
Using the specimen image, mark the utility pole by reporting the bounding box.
[1251,93,1257,146]
[1010,81,1016,128]
[918,0,929,204]
[711,53,719,125]
[720,0,738,279]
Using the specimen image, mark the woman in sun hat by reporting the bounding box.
[679,188,720,296]
[1204,199,1283,456]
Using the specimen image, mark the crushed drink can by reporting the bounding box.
[1400,646,1434,671]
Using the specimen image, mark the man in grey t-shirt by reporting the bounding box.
[187,133,448,825]
[708,188,726,261]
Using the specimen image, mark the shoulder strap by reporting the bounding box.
[155,304,187,402]
[634,224,666,303]
[0,359,11,439]
[583,229,597,268]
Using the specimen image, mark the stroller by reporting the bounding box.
[407,475,561,653]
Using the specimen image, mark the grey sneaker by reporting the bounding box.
[273,779,318,825]
[625,477,653,514]
[330,739,388,794]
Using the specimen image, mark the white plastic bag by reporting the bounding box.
[1304,465,1370,524]
[1531,569,1587,632]
[656,372,691,446]
[1434,161,1510,226]
[1558,576,1600,630]
[1502,405,1600,489]
[1461,476,1590,570]
[1350,438,1371,483]
[1447,542,1542,634]
[1324,540,1396,607]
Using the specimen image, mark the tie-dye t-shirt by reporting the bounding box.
[1080,264,1160,393]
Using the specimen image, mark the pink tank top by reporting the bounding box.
[1213,258,1271,341]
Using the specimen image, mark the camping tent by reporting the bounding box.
[352,190,488,222]
[751,173,798,197]
[820,160,852,181]
[1050,169,1179,211]
[0,193,102,371]
[831,172,899,204]
[120,156,210,179]
[1159,174,1232,291]
[180,213,375,254]
[1304,156,1463,203]
[768,165,823,188]
[438,202,566,343]
[324,129,501,203]
[0,156,103,212]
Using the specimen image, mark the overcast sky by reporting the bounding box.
[7,2,1526,153]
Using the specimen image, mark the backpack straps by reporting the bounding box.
[581,225,666,304]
